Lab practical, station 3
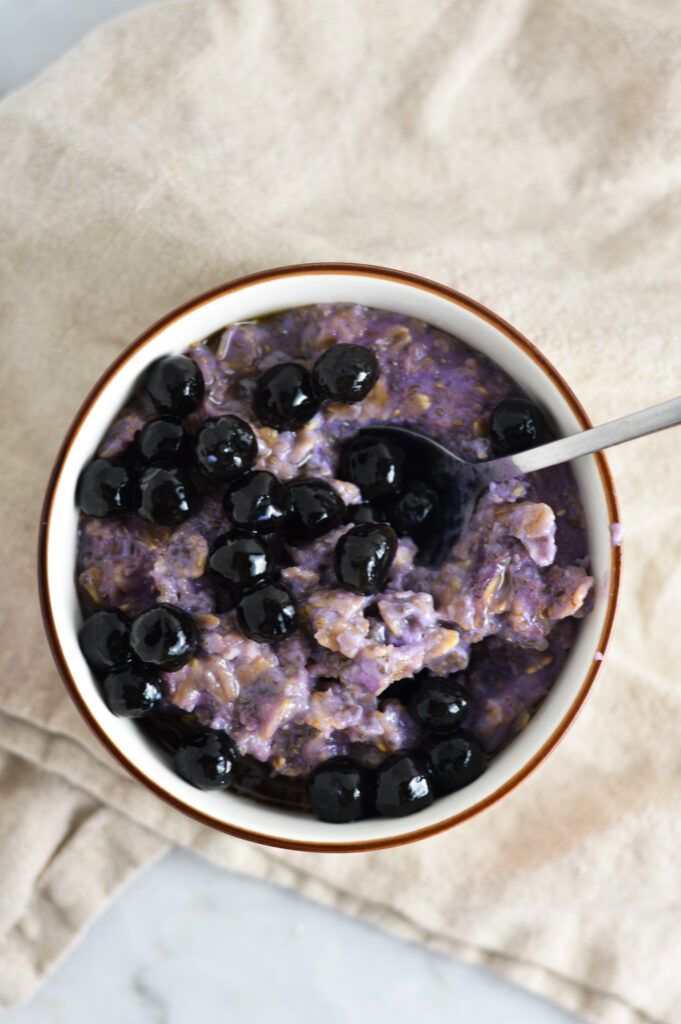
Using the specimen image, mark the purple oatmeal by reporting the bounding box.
[76,303,593,818]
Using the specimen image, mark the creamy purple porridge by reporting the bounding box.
[75,303,593,820]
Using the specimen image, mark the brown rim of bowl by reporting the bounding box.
[38,261,621,853]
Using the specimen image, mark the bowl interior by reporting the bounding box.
[42,267,619,850]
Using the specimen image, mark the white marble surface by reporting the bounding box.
[1,3,583,1021]
[3,847,583,1024]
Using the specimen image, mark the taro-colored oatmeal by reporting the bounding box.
[76,304,593,804]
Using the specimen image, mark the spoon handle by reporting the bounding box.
[485,393,681,482]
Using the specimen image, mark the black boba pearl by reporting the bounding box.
[237,582,298,643]
[410,676,470,733]
[378,672,422,707]
[339,436,403,502]
[101,663,163,718]
[424,732,487,795]
[254,362,320,430]
[345,502,378,525]
[373,753,434,817]
[335,523,397,595]
[136,418,189,464]
[130,603,199,670]
[139,704,202,754]
[193,415,257,483]
[174,728,240,790]
[284,479,345,542]
[311,344,379,403]
[223,470,286,534]
[78,608,131,676]
[138,465,198,525]
[386,481,440,542]
[307,757,368,823]
[208,532,273,589]
[489,397,550,457]
[232,755,309,810]
[76,459,137,517]
[145,355,205,417]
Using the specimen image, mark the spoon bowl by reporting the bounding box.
[362,391,681,565]
[358,425,475,566]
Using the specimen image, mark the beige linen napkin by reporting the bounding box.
[2,1,681,1020]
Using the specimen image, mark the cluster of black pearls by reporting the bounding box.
[253,343,379,430]
[305,670,487,822]
[78,603,198,719]
[76,330,549,817]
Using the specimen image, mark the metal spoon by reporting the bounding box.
[360,394,681,566]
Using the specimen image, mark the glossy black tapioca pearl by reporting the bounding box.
[334,523,397,595]
[76,458,137,517]
[223,470,287,534]
[373,752,434,817]
[344,502,379,526]
[423,731,487,795]
[129,603,199,671]
[489,397,550,457]
[78,608,132,676]
[311,344,379,403]
[284,479,345,542]
[145,355,205,417]
[174,728,240,790]
[385,481,440,542]
[136,418,190,464]
[232,755,310,810]
[101,662,163,718]
[236,581,298,644]
[307,756,369,823]
[192,415,258,483]
[137,465,199,526]
[409,675,470,733]
[208,532,273,590]
[378,672,423,707]
[139,704,203,754]
[338,436,404,502]
[254,362,320,430]
[261,530,296,571]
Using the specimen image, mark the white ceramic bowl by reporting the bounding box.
[39,263,621,852]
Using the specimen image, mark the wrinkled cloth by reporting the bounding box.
[2,1,681,1021]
